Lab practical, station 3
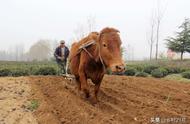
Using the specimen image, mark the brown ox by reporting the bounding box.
[69,27,125,103]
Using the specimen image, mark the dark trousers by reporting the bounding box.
[57,60,67,74]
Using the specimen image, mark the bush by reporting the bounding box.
[180,68,188,73]
[151,68,169,78]
[106,68,112,75]
[135,65,145,72]
[151,69,164,78]
[12,69,29,77]
[124,67,136,76]
[143,65,159,74]
[34,67,57,75]
[159,68,168,76]
[0,69,12,77]
[165,67,181,74]
[135,72,148,77]
[29,66,39,75]
[181,71,190,79]
[126,65,144,72]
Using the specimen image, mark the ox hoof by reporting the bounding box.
[90,97,98,105]
[83,89,90,98]
[79,90,90,99]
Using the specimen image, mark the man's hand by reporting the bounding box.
[57,56,62,60]
[58,56,64,60]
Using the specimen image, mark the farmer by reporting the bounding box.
[54,40,70,75]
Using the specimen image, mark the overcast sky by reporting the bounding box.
[0,0,190,60]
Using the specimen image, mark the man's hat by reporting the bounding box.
[60,40,65,44]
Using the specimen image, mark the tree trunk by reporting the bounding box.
[149,22,154,61]
[150,41,153,60]
[181,52,184,60]
[155,20,160,60]
[150,45,153,60]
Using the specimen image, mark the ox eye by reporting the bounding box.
[103,43,107,47]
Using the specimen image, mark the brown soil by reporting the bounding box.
[29,75,190,124]
[0,75,190,124]
[0,77,38,124]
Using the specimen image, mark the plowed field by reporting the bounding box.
[0,75,190,124]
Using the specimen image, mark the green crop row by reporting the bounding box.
[0,61,59,77]
[122,64,190,79]
[1,61,190,80]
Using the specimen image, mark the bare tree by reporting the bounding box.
[14,44,24,61]
[155,14,161,60]
[0,50,7,60]
[73,15,96,41]
[126,44,134,61]
[87,15,96,33]
[73,23,87,41]
[28,39,51,61]
[148,12,156,60]
[155,0,167,60]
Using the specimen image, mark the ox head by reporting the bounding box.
[98,27,125,73]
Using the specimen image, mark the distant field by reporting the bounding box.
[126,59,190,82]
[0,60,190,82]
[126,59,190,69]
[0,61,59,76]
[0,61,57,69]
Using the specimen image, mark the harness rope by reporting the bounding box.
[78,40,95,58]
[76,40,106,72]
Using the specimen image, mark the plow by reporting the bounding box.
[61,74,75,80]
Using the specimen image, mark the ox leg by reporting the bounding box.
[75,77,81,91]
[93,83,101,103]
[91,76,103,104]
[79,73,90,98]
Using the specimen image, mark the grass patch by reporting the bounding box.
[164,74,190,83]
[135,72,148,77]
[124,67,137,76]
[181,71,190,79]
[27,99,40,111]
[164,93,171,103]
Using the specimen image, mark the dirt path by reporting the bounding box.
[0,75,190,124]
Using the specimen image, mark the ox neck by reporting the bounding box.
[80,40,106,72]
[94,42,106,72]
